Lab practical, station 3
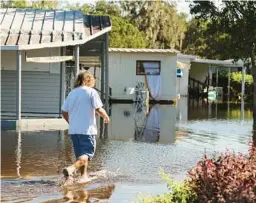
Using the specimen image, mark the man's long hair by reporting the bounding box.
[74,71,96,88]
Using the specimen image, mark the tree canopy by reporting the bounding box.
[120,0,187,49]
[1,0,58,9]
[187,1,256,65]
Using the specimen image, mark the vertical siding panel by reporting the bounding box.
[1,71,60,114]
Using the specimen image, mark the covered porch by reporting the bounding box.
[0,8,111,129]
[189,58,245,100]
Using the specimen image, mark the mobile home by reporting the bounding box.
[108,48,178,103]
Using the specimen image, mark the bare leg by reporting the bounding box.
[80,164,88,178]
[79,155,89,178]
[63,155,88,177]
[77,155,91,183]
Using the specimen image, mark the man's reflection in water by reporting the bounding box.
[63,184,115,203]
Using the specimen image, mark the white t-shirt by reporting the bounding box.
[61,86,103,135]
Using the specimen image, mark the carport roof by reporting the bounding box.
[192,58,244,67]
[0,8,111,50]
[109,48,179,54]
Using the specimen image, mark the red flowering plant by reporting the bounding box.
[187,141,256,203]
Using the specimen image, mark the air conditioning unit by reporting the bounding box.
[124,87,135,95]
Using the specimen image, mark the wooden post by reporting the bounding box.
[75,45,80,76]
[59,47,66,117]
[241,66,246,99]
[104,33,109,112]
[101,42,105,101]
[16,50,22,121]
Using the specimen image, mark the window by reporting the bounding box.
[136,61,161,75]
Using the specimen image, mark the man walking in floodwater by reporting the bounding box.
[61,71,110,184]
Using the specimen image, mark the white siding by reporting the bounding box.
[176,57,191,96]
[109,52,177,101]
[1,48,61,115]
[1,48,61,72]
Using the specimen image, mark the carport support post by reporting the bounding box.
[104,33,109,113]
[228,67,231,96]
[16,50,22,122]
[216,68,219,87]
[100,41,105,138]
[241,65,246,99]
[209,65,213,87]
[59,47,66,117]
[75,45,80,76]
[101,42,105,101]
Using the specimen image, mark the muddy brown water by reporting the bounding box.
[1,99,253,202]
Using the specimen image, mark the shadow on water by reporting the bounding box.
[1,98,253,202]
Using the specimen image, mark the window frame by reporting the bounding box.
[136,60,161,76]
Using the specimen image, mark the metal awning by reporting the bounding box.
[177,61,190,69]
[79,56,101,67]
[0,8,111,50]
[109,48,179,54]
[192,58,244,67]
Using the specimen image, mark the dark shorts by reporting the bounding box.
[69,134,96,161]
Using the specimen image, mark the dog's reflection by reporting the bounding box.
[63,184,115,203]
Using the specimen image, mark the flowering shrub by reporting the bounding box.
[135,143,256,203]
[188,144,256,203]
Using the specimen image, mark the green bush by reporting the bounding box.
[134,169,197,203]
[230,72,253,85]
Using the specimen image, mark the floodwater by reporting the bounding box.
[1,98,253,203]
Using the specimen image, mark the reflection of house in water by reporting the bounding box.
[108,104,176,144]
[1,130,73,178]
[107,104,135,141]
[135,105,160,143]
[176,97,188,123]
